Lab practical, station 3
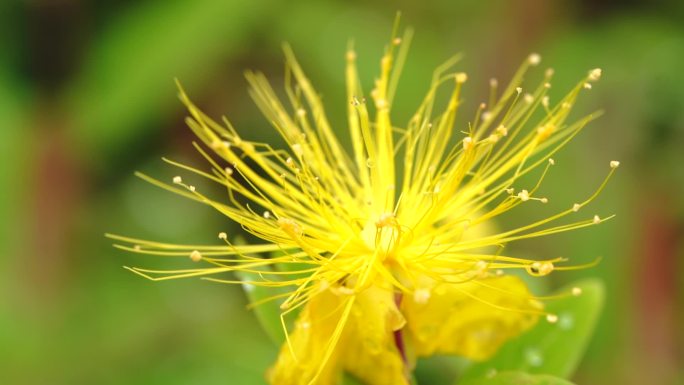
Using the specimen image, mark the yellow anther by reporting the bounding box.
[528,261,554,276]
[463,137,474,151]
[588,68,602,81]
[190,250,202,262]
[536,124,555,141]
[496,125,508,136]
[528,53,541,66]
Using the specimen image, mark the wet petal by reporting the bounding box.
[342,285,409,385]
[403,275,541,361]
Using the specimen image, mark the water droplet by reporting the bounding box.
[559,313,574,330]
[524,347,544,367]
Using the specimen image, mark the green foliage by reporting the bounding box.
[458,371,575,385]
[459,279,605,382]
[66,0,268,162]
[237,266,292,346]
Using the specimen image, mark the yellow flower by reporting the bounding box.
[109,27,618,385]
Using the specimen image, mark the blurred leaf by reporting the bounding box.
[458,371,575,385]
[67,0,267,159]
[0,68,30,272]
[237,267,290,347]
[459,279,604,381]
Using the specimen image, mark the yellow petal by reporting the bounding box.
[402,275,541,361]
[268,288,345,385]
[342,285,409,385]
[269,283,410,385]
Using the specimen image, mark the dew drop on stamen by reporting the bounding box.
[413,288,431,304]
[524,347,544,366]
[558,313,574,330]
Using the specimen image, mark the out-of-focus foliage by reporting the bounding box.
[1,0,683,384]
[459,372,575,385]
[459,280,604,382]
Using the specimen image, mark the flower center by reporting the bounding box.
[361,212,403,259]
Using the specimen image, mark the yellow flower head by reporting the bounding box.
[109,26,618,385]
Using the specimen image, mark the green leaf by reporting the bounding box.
[459,279,604,382]
[459,371,575,385]
[66,0,267,160]
[235,267,292,347]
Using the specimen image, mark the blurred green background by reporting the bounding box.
[1,0,683,384]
